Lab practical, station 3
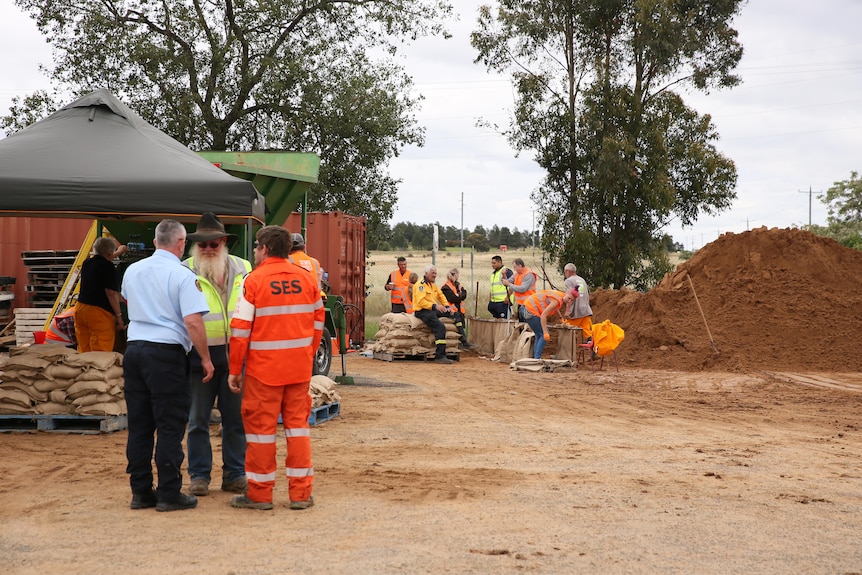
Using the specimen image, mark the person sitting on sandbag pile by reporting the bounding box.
[412,265,457,365]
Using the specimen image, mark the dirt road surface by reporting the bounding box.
[2,352,861,575]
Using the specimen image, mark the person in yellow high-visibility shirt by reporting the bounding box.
[412,265,456,364]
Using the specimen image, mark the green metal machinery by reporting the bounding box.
[196,151,349,381]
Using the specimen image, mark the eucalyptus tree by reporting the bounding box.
[472,0,742,288]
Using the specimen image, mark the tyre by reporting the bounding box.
[312,327,332,376]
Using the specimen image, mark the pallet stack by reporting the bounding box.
[0,276,14,325]
[14,308,52,346]
[21,250,77,308]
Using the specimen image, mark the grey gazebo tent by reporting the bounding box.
[0,89,264,224]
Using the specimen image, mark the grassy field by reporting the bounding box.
[363,248,566,340]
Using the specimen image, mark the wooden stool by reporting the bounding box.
[577,340,619,372]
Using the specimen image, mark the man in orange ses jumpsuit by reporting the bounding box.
[227,225,324,511]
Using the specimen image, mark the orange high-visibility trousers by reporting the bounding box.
[74,302,116,352]
[241,374,313,504]
[561,316,593,340]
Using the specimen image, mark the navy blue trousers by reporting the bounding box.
[124,341,191,501]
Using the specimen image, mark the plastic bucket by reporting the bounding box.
[33,330,47,344]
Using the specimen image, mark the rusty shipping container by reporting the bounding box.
[0,217,93,311]
[284,211,366,347]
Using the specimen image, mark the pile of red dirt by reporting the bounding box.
[590,227,862,372]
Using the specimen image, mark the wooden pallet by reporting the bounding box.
[373,350,460,362]
[309,402,341,425]
[14,307,52,346]
[0,414,127,434]
[276,402,341,426]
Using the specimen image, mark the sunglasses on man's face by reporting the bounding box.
[198,241,221,249]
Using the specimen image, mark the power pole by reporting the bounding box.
[460,191,464,268]
[798,186,814,227]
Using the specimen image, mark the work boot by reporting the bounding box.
[289,496,315,510]
[460,341,477,350]
[230,494,274,511]
[189,478,209,496]
[221,476,248,494]
[155,493,198,512]
[130,489,157,510]
[434,356,453,365]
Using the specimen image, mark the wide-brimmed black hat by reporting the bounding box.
[187,212,237,242]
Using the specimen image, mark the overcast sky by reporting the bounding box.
[3,1,862,251]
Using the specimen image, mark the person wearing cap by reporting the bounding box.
[385,256,412,313]
[122,219,213,512]
[74,237,127,352]
[562,263,593,342]
[522,289,576,360]
[182,212,252,498]
[288,233,322,289]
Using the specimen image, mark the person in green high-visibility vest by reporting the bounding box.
[183,212,251,499]
[488,255,512,319]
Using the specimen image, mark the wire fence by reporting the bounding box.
[364,248,567,326]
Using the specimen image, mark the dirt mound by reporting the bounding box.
[591,227,862,372]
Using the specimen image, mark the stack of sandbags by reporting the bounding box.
[310,374,341,408]
[369,312,461,356]
[0,344,126,417]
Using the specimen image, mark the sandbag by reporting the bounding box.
[77,400,125,416]
[62,351,122,370]
[75,365,124,382]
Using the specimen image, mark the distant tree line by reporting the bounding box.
[369,222,540,252]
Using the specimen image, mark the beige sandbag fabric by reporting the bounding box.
[0,381,48,402]
[66,380,113,399]
[0,403,33,415]
[309,375,341,408]
[42,365,85,381]
[33,378,74,393]
[76,365,124,382]
[0,388,33,408]
[37,401,76,415]
[77,401,125,416]
[370,312,460,356]
[63,351,122,370]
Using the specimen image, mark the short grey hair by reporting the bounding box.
[93,237,116,258]
[424,264,437,275]
[564,263,577,274]
[155,219,186,248]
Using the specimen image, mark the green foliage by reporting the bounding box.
[807,171,862,251]
[6,0,453,246]
[822,171,862,224]
[472,0,742,289]
[467,233,490,252]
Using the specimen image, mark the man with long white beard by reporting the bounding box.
[183,212,252,497]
